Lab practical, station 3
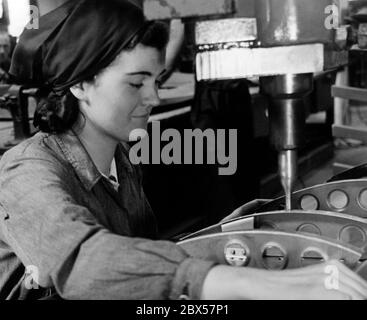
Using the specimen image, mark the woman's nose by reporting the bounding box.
[144,88,161,108]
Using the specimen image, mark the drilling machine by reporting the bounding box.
[145,0,349,209]
[142,1,367,276]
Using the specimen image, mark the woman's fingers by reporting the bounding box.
[267,260,367,300]
[302,260,367,299]
[328,261,367,298]
[206,260,367,299]
[336,279,366,300]
[325,260,367,290]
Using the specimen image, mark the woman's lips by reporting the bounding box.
[132,113,150,118]
[132,109,152,118]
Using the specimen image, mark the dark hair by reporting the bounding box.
[34,21,169,134]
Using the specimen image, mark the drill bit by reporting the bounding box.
[279,150,297,211]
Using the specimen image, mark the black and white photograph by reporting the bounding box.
[0,0,367,305]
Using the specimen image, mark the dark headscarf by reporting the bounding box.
[10,0,146,94]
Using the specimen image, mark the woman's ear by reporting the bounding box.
[70,83,88,101]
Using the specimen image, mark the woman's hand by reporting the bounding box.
[201,260,367,300]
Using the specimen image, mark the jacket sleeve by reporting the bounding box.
[0,155,216,300]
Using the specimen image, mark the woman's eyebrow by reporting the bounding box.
[127,69,167,77]
[127,71,152,76]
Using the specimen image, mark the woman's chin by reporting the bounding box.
[127,125,149,142]
[131,115,150,126]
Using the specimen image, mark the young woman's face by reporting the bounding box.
[78,44,165,142]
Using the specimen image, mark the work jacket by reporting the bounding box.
[0,130,214,299]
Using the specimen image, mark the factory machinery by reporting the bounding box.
[144,0,367,279]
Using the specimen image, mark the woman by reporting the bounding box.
[0,0,366,300]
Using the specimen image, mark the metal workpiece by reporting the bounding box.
[232,211,367,251]
[143,0,235,20]
[178,230,363,271]
[180,209,367,251]
[231,211,367,249]
[256,179,367,219]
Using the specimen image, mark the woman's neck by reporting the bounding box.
[73,119,118,177]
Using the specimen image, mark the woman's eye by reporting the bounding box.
[129,83,143,89]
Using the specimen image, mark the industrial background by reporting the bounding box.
[1,0,367,279]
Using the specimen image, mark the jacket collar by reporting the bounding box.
[54,129,132,191]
